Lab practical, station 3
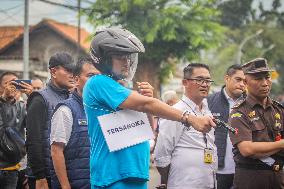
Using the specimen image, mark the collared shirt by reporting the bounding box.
[154,95,217,189]
[217,88,235,174]
[229,95,284,166]
[50,105,73,145]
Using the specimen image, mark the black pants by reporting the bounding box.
[16,169,28,189]
[234,168,284,189]
[216,173,234,189]
[28,177,51,189]
[0,170,18,189]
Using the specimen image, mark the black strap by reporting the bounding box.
[236,163,272,170]
[0,103,8,128]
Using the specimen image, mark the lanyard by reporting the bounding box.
[181,99,209,148]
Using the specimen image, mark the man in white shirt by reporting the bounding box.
[207,64,245,189]
[154,63,217,189]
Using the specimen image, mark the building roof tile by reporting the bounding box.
[0,19,91,51]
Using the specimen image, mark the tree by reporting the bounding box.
[83,0,224,97]
[218,0,254,28]
[207,0,284,95]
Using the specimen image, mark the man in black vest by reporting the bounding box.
[26,52,75,189]
[50,56,100,189]
[207,64,245,189]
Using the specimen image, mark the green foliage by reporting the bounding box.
[83,0,225,83]
[218,0,254,28]
[159,57,179,84]
[208,0,284,95]
[210,43,239,85]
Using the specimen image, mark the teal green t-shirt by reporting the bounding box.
[83,75,150,187]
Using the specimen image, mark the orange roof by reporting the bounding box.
[0,19,91,51]
[44,19,91,50]
[0,26,23,50]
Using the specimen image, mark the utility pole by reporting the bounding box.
[23,0,29,79]
[77,0,81,60]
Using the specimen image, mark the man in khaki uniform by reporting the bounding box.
[229,58,284,189]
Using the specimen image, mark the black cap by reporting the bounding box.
[242,58,273,74]
[48,52,75,72]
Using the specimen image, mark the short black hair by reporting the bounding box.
[226,64,243,76]
[0,71,18,84]
[73,56,94,76]
[48,52,74,70]
[183,63,210,79]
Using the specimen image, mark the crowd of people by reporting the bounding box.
[0,27,283,189]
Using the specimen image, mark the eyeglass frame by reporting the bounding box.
[184,77,214,86]
[111,54,134,66]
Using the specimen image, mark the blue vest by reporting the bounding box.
[29,81,69,178]
[51,91,90,189]
[207,87,230,168]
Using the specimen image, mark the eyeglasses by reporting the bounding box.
[112,54,131,61]
[185,78,214,86]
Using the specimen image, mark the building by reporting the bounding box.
[0,18,90,79]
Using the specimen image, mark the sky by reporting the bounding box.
[0,0,283,34]
[0,0,94,32]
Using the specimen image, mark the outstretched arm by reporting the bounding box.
[120,91,215,133]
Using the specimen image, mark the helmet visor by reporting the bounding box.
[111,53,138,81]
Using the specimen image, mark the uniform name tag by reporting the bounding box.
[98,109,154,152]
[204,148,213,164]
[212,113,221,117]
[78,119,87,126]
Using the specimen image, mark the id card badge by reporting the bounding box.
[204,148,213,164]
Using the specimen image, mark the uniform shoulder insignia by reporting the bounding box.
[232,98,246,109]
[231,112,242,118]
[272,99,284,108]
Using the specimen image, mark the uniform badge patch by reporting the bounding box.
[248,111,256,118]
[275,113,281,119]
[275,121,281,128]
[231,113,242,118]
[78,119,88,126]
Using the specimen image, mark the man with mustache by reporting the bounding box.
[154,63,217,189]
[229,58,284,189]
[208,64,245,189]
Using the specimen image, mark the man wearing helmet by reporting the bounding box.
[84,28,216,189]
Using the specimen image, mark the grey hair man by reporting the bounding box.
[162,90,179,106]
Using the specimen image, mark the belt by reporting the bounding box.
[236,163,283,172]
[0,163,21,171]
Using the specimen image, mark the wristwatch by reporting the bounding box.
[156,184,167,189]
[181,110,191,127]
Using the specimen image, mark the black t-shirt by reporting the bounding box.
[26,94,47,179]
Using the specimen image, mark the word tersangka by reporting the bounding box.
[107,120,145,135]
